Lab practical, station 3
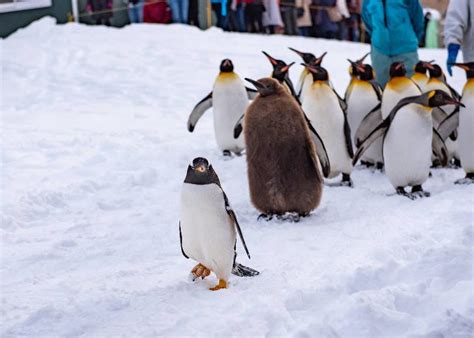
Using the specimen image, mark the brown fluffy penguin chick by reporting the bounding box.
[244,77,324,221]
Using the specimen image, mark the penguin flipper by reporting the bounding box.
[437,109,460,141]
[432,128,449,167]
[223,192,251,259]
[343,113,354,158]
[233,114,244,139]
[187,92,213,132]
[232,262,260,277]
[179,222,189,259]
[303,113,331,177]
[355,103,382,147]
[353,119,389,166]
[369,80,383,101]
[246,87,258,100]
[432,107,448,128]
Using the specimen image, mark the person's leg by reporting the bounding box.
[237,3,245,32]
[395,51,419,78]
[371,47,392,88]
[168,0,182,23]
[137,0,145,23]
[181,0,189,23]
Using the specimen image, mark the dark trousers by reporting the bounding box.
[245,3,264,33]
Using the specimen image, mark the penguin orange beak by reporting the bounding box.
[356,52,370,64]
[194,164,207,173]
[314,52,327,66]
[395,63,403,70]
[423,61,436,70]
[288,47,304,57]
[262,51,278,66]
[452,63,470,71]
[281,62,295,73]
[223,59,232,67]
[348,59,365,73]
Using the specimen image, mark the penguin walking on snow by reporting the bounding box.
[187,59,257,157]
[302,65,354,186]
[437,63,474,184]
[179,157,259,291]
[345,61,383,168]
[242,77,329,221]
[353,90,463,199]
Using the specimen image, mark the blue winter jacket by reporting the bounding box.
[362,0,424,56]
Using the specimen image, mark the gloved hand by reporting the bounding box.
[447,43,460,76]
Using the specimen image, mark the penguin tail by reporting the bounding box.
[232,262,260,277]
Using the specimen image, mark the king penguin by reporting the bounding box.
[344,52,370,102]
[179,157,259,291]
[302,65,354,186]
[243,77,329,221]
[424,63,462,165]
[187,59,257,157]
[411,60,434,92]
[381,62,422,119]
[437,63,474,184]
[289,48,327,99]
[262,51,298,99]
[353,90,463,199]
[346,62,384,168]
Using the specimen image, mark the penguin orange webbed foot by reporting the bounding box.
[209,279,227,291]
[191,263,211,281]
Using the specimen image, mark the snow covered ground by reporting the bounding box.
[1,17,473,337]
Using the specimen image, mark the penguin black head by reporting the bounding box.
[311,52,328,67]
[184,157,221,186]
[220,59,234,73]
[452,63,474,78]
[305,65,329,82]
[347,52,370,76]
[289,47,316,64]
[389,62,407,78]
[245,77,283,97]
[426,90,465,108]
[358,64,376,81]
[414,60,434,74]
[427,64,444,79]
[262,51,294,82]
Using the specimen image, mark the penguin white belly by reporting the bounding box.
[303,84,352,178]
[383,104,433,188]
[458,93,474,173]
[296,69,308,97]
[180,183,236,280]
[347,84,383,163]
[381,82,421,119]
[212,79,248,153]
[300,74,313,101]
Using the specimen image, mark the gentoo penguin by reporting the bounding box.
[344,52,370,102]
[289,48,327,99]
[345,62,384,168]
[302,65,354,186]
[411,60,434,92]
[381,62,422,119]
[353,90,463,199]
[243,77,328,221]
[438,63,474,184]
[262,51,298,99]
[179,157,259,291]
[187,59,257,157]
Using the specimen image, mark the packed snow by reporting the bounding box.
[1,17,473,337]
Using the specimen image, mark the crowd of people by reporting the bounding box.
[83,0,369,42]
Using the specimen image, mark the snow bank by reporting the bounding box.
[1,18,473,337]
